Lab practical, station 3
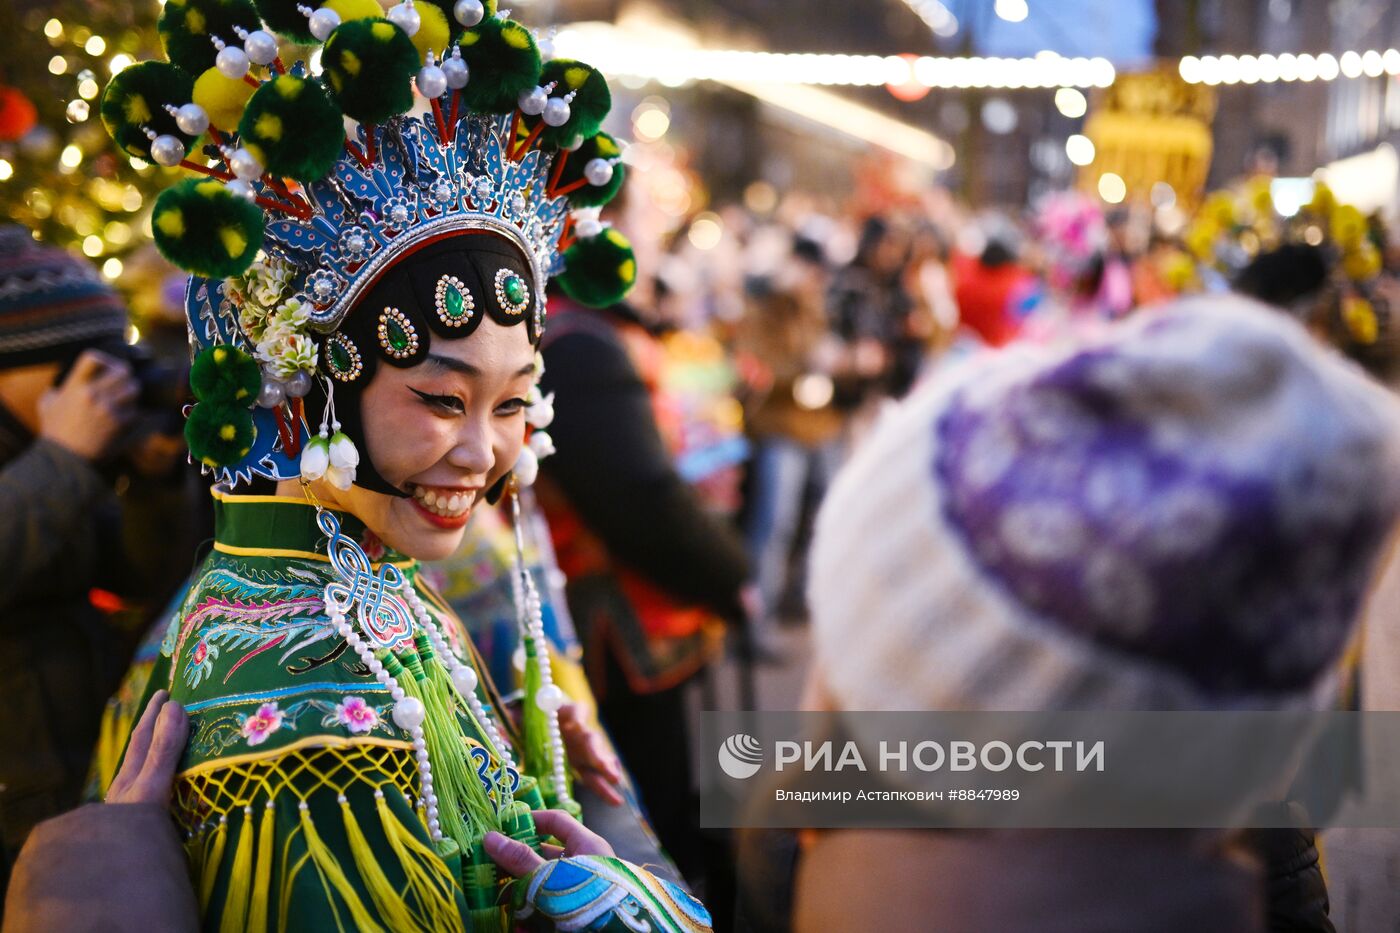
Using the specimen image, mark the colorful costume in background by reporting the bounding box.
[89,0,708,928]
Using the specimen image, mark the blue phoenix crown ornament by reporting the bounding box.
[266,113,569,335]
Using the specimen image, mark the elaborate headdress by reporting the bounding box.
[1184,178,1395,369]
[101,0,635,490]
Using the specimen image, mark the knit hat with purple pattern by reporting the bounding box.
[809,296,1400,711]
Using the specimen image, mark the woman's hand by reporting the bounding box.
[105,689,188,806]
[483,809,616,877]
[558,702,624,805]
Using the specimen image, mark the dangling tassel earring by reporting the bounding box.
[301,376,359,490]
[508,480,575,815]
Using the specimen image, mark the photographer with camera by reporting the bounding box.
[0,226,183,890]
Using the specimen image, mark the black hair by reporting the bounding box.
[1233,244,1330,309]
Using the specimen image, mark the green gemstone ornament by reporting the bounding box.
[377,306,419,359]
[494,267,529,316]
[388,322,409,350]
[434,274,474,327]
[505,276,526,305]
[326,332,363,381]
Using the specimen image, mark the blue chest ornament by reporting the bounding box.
[317,509,413,650]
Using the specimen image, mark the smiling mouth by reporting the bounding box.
[406,483,480,527]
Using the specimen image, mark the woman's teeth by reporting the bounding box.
[412,486,473,518]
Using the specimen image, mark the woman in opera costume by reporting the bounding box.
[86,0,708,929]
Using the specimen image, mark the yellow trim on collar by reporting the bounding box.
[210,540,416,571]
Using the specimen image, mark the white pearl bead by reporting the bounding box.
[416,64,447,99]
[244,29,279,66]
[308,6,341,42]
[393,695,426,729]
[216,45,251,80]
[150,134,187,167]
[229,147,263,181]
[226,179,256,202]
[387,1,421,36]
[368,658,383,674]
[542,96,571,127]
[174,103,210,136]
[428,817,440,833]
[257,377,285,408]
[574,217,603,239]
[518,86,548,116]
[451,665,478,696]
[535,683,565,713]
[584,157,614,186]
[284,370,313,399]
[391,686,406,701]
[454,0,485,27]
[443,56,469,90]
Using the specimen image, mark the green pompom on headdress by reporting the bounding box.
[532,59,610,151]
[159,0,262,76]
[557,228,637,307]
[186,344,260,467]
[456,17,541,113]
[555,133,625,208]
[185,401,256,466]
[239,74,345,182]
[152,179,265,279]
[190,343,263,406]
[323,18,420,125]
[100,61,198,160]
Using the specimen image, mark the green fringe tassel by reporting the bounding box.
[387,643,500,857]
[521,636,552,784]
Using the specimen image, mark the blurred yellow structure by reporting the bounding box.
[1081,71,1216,208]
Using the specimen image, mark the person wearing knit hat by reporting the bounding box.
[791,295,1400,932]
[0,225,129,368]
[0,226,145,881]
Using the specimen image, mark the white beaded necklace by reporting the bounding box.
[316,503,570,842]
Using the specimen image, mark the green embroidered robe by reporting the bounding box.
[91,493,712,933]
[94,494,525,932]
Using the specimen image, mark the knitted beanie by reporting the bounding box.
[809,295,1400,712]
[0,226,128,369]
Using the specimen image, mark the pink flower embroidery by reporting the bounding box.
[240,702,284,746]
[334,695,379,734]
[192,641,208,665]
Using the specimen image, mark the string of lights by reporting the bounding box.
[551,28,1117,90]
[1180,50,1400,85]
